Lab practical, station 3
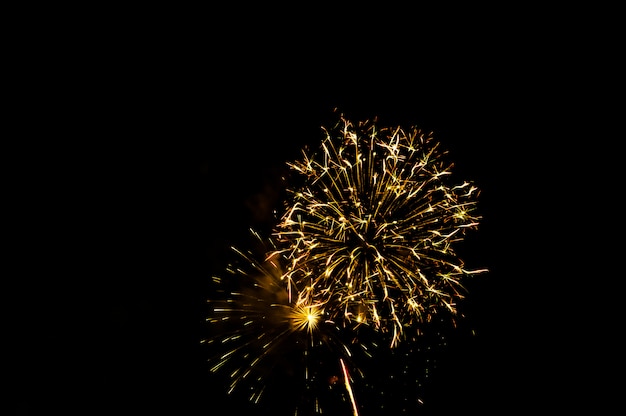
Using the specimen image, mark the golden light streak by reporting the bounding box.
[340,358,359,416]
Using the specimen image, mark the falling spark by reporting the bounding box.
[340,358,359,416]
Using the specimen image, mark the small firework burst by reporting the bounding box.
[204,230,366,414]
[272,113,487,347]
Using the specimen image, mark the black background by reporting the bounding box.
[11,7,620,416]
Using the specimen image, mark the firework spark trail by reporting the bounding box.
[273,114,487,347]
[340,358,359,416]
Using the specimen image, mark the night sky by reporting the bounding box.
[13,11,617,416]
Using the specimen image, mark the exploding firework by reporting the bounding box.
[204,230,368,415]
[204,112,487,414]
[272,113,487,347]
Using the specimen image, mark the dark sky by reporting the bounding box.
[13,11,618,416]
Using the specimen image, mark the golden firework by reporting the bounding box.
[272,113,487,347]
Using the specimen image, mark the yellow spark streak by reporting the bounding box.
[340,358,359,416]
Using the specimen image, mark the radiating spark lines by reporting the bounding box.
[272,113,486,347]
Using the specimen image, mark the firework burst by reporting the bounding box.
[204,112,487,414]
[204,230,368,414]
[272,113,487,347]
